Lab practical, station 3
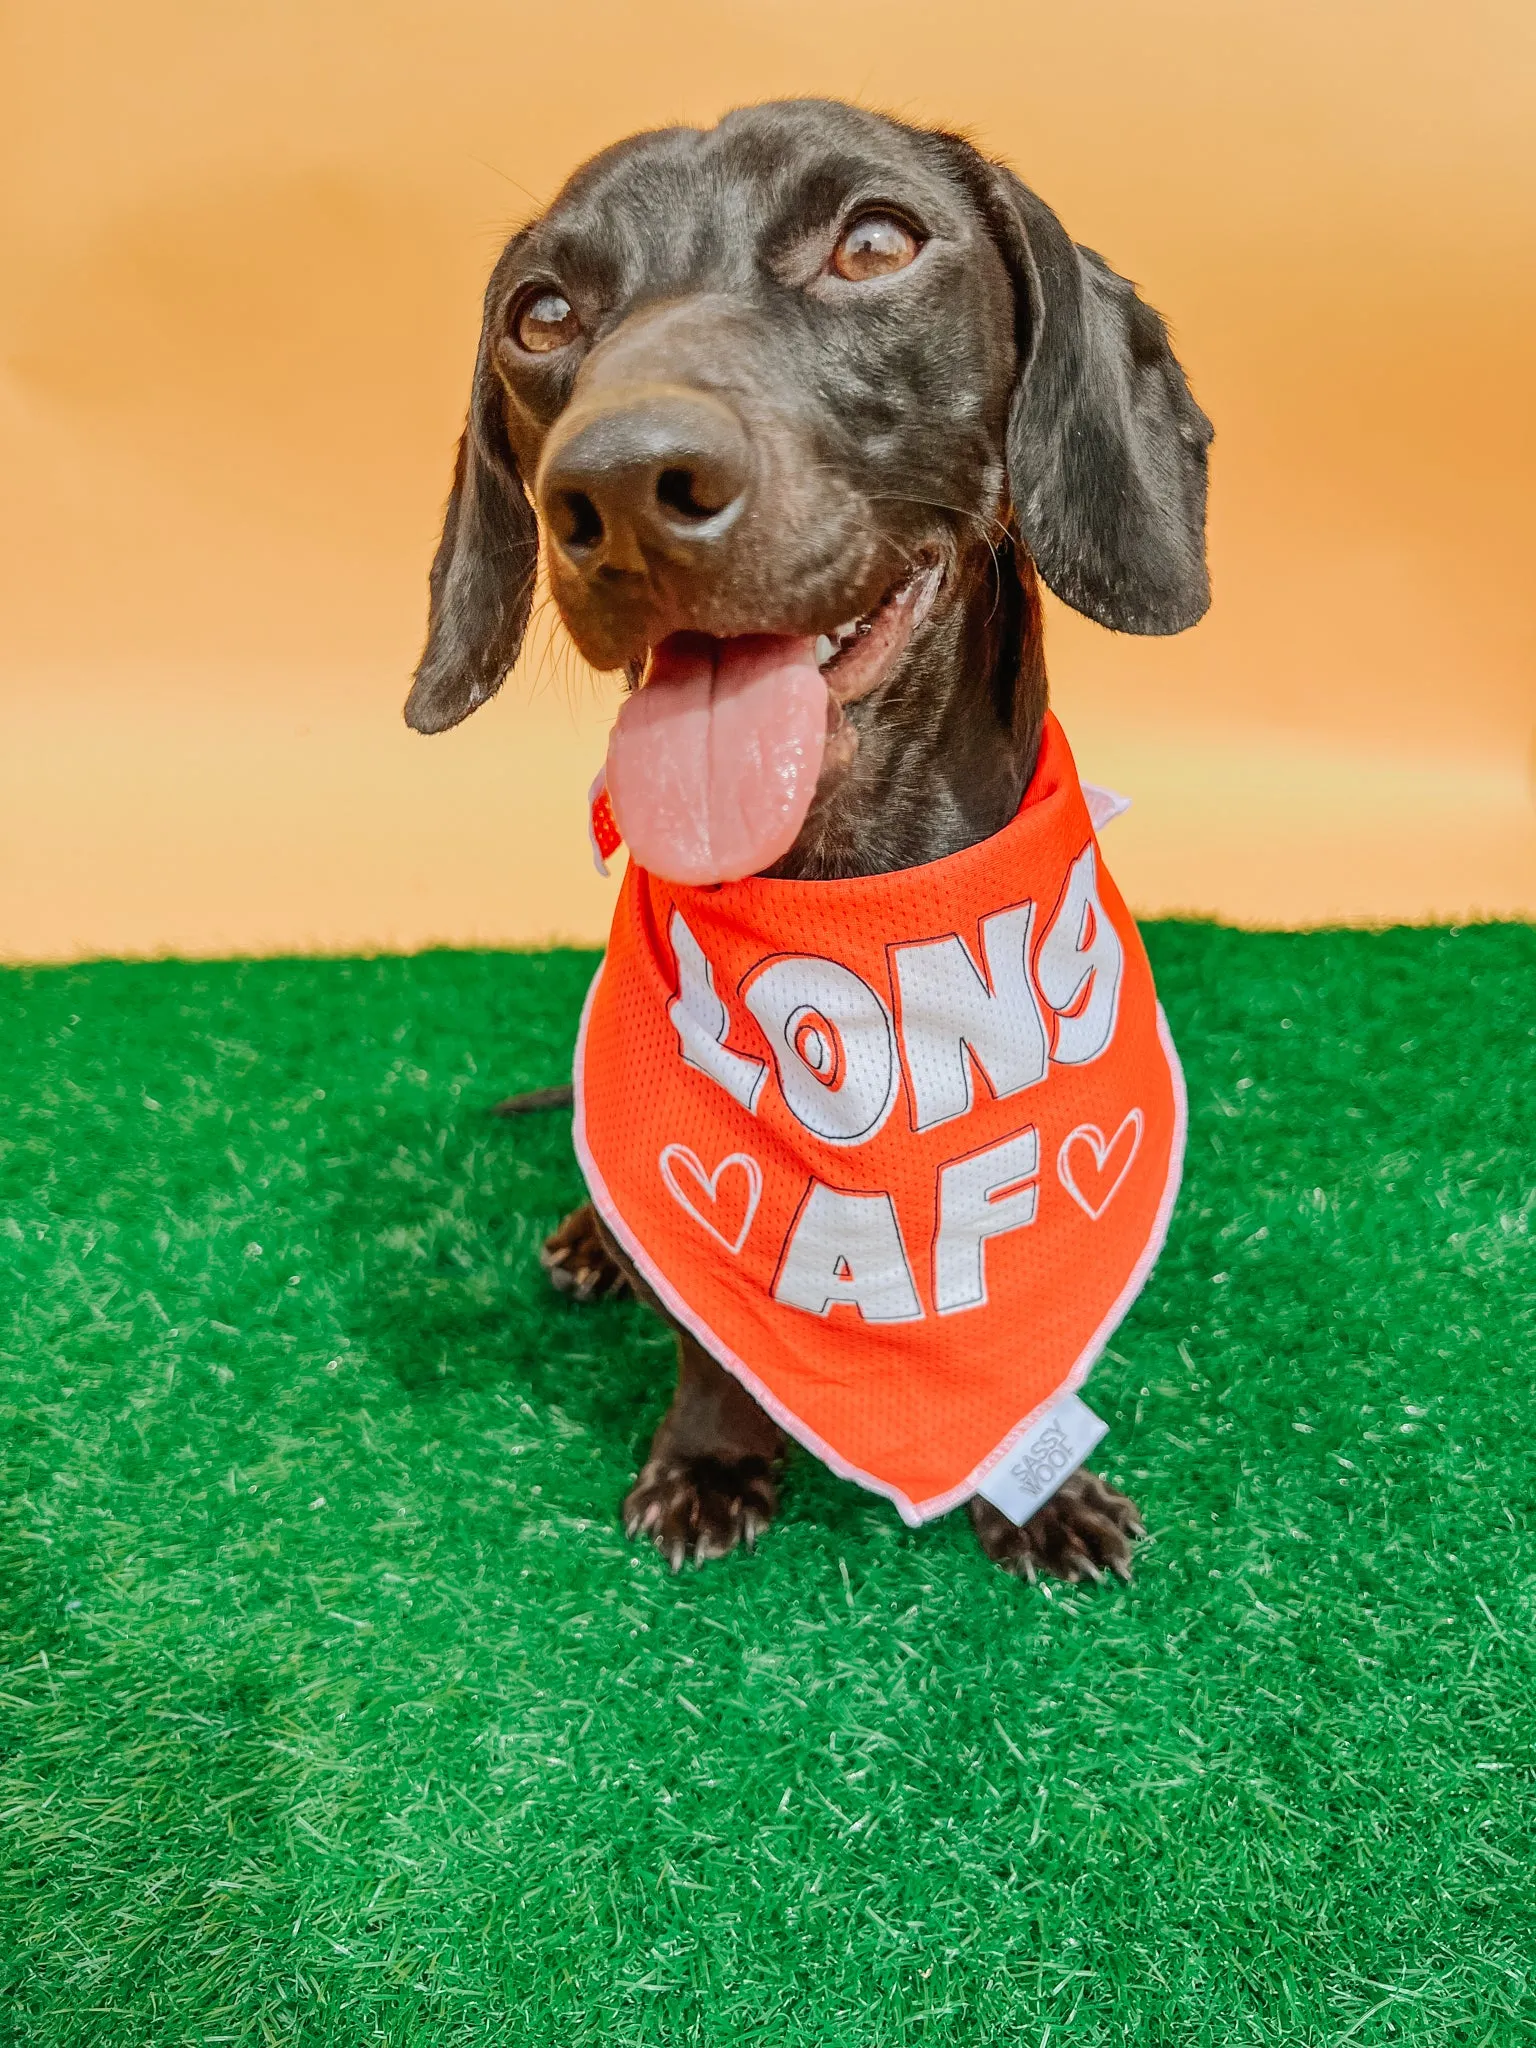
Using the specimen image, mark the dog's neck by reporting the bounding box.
[766,546,1048,882]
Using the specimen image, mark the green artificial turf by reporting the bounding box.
[1,925,1533,2046]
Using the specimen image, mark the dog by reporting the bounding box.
[405,100,1211,1583]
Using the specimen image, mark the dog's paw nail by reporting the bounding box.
[623,1456,779,1568]
[540,1205,630,1303]
[970,1470,1143,1588]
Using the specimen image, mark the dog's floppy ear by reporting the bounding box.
[974,159,1213,636]
[404,299,538,734]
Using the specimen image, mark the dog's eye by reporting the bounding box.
[831,213,921,282]
[512,289,581,354]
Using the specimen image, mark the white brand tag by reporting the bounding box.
[976,1393,1109,1526]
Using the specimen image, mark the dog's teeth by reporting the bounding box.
[814,634,835,668]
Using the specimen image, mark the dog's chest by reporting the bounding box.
[575,714,1184,1526]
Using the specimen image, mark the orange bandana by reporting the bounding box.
[574,713,1185,1526]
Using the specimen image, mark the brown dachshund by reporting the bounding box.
[406,100,1211,1582]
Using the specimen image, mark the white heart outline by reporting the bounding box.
[658,1144,763,1255]
[1057,1108,1144,1221]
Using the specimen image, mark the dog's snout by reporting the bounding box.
[537,388,752,574]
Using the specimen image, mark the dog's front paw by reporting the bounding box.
[968,1468,1144,1585]
[540,1203,631,1302]
[623,1453,779,1570]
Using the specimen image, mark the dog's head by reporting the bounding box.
[405,100,1211,876]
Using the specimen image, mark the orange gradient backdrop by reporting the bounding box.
[2,0,1533,960]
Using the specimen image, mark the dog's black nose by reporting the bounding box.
[536,388,752,576]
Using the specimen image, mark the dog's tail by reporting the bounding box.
[490,1084,574,1117]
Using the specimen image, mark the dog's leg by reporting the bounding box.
[538,1203,782,1562]
[540,1202,632,1302]
[967,1470,1144,1585]
[624,1332,785,1569]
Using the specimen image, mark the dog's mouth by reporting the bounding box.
[811,556,944,704]
[605,559,942,886]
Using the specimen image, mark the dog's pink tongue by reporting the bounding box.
[606,632,826,885]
